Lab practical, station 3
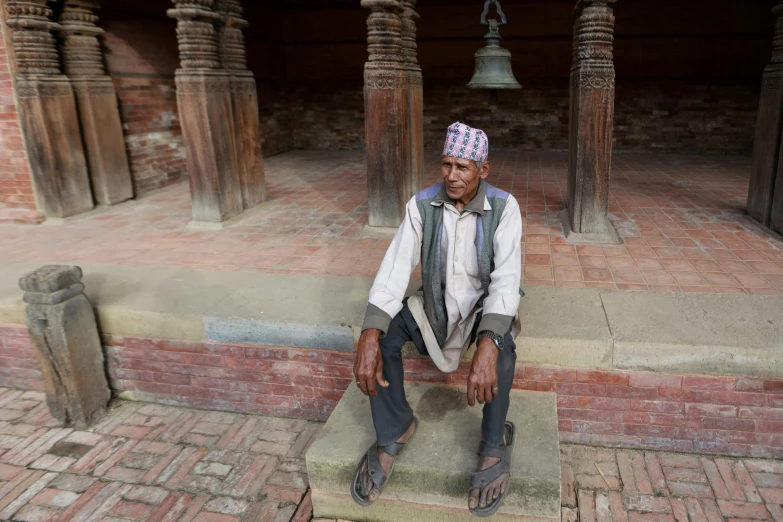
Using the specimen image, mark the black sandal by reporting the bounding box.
[350,416,419,506]
[469,421,516,517]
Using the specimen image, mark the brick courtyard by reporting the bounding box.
[1,151,782,295]
[0,387,782,522]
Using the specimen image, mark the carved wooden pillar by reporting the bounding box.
[6,0,93,218]
[749,2,783,231]
[168,0,243,224]
[401,0,423,201]
[361,0,412,228]
[562,0,621,244]
[59,0,133,206]
[215,0,265,210]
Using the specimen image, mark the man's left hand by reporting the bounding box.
[467,337,499,406]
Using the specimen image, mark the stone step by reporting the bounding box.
[306,382,561,522]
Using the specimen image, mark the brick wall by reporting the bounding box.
[271,79,759,156]
[0,10,41,224]
[101,11,187,195]
[0,325,42,391]
[2,324,781,458]
[258,82,293,157]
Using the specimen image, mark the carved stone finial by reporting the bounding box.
[214,0,249,73]
[58,0,106,78]
[762,2,783,88]
[573,0,615,90]
[361,0,405,71]
[20,265,110,428]
[5,0,62,77]
[400,0,420,71]
[167,0,223,71]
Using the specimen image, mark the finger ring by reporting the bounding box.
[492,386,499,391]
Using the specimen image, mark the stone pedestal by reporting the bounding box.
[169,0,243,224]
[59,0,133,206]
[6,1,93,219]
[19,266,110,428]
[362,0,417,228]
[216,0,265,209]
[563,0,621,244]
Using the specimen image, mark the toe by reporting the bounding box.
[469,488,479,509]
[479,485,489,508]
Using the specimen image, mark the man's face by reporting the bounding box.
[441,156,490,202]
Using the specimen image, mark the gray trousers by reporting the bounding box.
[370,299,517,448]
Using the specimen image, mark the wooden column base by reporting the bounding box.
[176,72,243,224]
[748,72,783,227]
[365,69,411,228]
[406,70,424,200]
[560,208,621,244]
[566,73,620,244]
[230,75,265,210]
[17,78,93,219]
[72,78,134,206]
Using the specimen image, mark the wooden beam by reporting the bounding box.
[6,0,94,219]
[60,0,134,207]
[361,0,416,228]
[562,0,621,244]
[748,2,783,227]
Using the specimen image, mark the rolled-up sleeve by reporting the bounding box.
[362,196,423,336]
[478,195,522,336]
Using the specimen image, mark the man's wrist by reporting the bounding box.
[361,328,382,340]
[477,330,504,351]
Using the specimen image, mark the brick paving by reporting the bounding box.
[1,387,782,521]
[0,387,317,522]
[0,151,782,295]
[559,444,783,522]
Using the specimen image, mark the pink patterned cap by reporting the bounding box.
[442,122,489,163]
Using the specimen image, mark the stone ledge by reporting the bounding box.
[306,383,561,521]
[1,259,782,377]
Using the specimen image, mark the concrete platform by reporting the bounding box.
[306,383,561,522]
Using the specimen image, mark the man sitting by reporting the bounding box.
[351,122,523,517]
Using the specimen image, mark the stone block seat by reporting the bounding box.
[306,382,561,521]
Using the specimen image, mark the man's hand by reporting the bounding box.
[354,329,389,397]
[467,337,499,406]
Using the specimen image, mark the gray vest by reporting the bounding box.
[415,181,510,346]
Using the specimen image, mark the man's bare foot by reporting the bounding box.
[358,420,417,502]
[469,435,510,509]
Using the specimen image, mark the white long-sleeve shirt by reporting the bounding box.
[363,182,523,373]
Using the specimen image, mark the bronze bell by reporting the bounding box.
[467,0,521,90]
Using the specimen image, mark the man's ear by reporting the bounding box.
[480,161,491,179]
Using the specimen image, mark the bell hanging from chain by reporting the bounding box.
[467,0,521,89]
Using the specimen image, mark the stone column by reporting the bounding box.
[561,0,621,244]
[749,2,783,231]
[401,0,423,200]
[215,0,265,210]
[19,266,110,428]
[361,0,413,228]
[59,0,133,206]
[5,0,93,219]
[168,0,243,224]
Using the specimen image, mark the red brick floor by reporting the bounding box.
[0,387,317,522]
[2,388,782,522]
[1,151,782,295]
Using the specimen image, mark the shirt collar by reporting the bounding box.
[432,180,491,215]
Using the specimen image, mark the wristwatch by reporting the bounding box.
[478,330,504,351]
